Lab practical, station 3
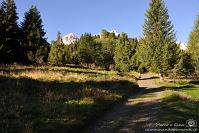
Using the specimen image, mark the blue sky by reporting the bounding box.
[12,0,199,43]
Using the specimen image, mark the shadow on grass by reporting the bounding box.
[144,82,199,128]
[0,67,107,76]
[189,80,199,85]
[162,85,196,90]
[105,86,199,132]
[138,76,159,80]
[64,64,88,69]
[133,85,195,97]
[0,75,139,92]
[159,95,199,125]
[0,76,139,133]
[86,77,199,132]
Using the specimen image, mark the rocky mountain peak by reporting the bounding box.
[62,33,78,45]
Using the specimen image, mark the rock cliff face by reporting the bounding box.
[109,30,120,37]
[62,33,78,45]
[99,30,120,38]
[179,42,186,50]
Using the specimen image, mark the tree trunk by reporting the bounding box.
[105,65,110,71]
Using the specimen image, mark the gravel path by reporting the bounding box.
[87,74,164,133]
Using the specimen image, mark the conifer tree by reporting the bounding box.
[133,38,149,72]
[48,32,66,65]
[67,41,79,64]
[141,0,180,80]
[1,0,23,63]
[99,39,115,70]
[187,12,199,77]
[77,33,95,66]
[129,38,139,70]
[101,29,109,39]
[0,1,6,62]
[114,33,136,72]
[21,5,49,64]
[173,52,194,77]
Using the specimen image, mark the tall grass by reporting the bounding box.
[0,65,139,133]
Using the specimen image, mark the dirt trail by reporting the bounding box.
[88,74,164,133]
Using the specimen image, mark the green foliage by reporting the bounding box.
[21,5,49,64]
[173,52,195,76]
[0,0,24,63]
[0,2,6,62]
[67,41,79,64]
[134,38,149,72]
[187,12,199,76]
[97,39,115,70]
[77,33,95,66]
[35,45,50,64]
[114,33,137,72]
[64,31,116,69]
[160,91,199,125]
[140,0,180,75]
[101,29,109,38]
[129,38,139,70]
[48,32,67,65]
[160,81,199,124]
[101,29,117,39]
[109,32,116,39]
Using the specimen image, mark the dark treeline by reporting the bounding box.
[0,0,49,64]
[0,0,199,78]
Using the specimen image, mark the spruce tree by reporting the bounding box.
[2,0,23,63]
[21,5,49,64]
[99,39,115,70]
[101,29,109,39]
[77,33,95,66]
[67,41,79,64]
[141,0,180,80]
[187,12,199,77]
[114,33,135,72]
[134,38,149,73]
[173,52,194,77]
[0,1,6,62]
[48,32,66,65]
[129,38,139,70]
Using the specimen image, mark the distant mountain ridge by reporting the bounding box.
[62,33,78,45]
[99,30,121,38]
[109,30,120,37]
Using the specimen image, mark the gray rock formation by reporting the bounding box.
[62,33,78,45]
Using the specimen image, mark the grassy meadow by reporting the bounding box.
[159,80,199,127]
[0,65,139,133]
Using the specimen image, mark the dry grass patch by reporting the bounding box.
[0,65,139,133]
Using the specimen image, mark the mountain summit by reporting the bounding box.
[62,33,78,45]
[109,30,120,37]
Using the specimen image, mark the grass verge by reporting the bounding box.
[158,80,199,132]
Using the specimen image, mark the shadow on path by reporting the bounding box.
[87,74,167,133]
[87,74,199,133]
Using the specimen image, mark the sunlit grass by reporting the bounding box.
[160,80,199,101]
[160,91,199,123]
[158,80,199,127]
[181,87,199,100]
[0,65,136,82]
[0,65,139,133]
